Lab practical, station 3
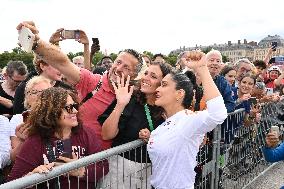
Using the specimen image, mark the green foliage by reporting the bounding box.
[109,53,117,62]
[142,51,153,60]
[165,54,177,66]
[91,51,105,66]
[0,47,35,72]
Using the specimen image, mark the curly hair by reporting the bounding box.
[28,87,81,142]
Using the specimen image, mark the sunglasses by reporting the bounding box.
[64,103,79,114]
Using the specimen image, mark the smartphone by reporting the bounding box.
[266,88,273,95]
[249,97,257,105]
[272,42,277,51]
[22,110,31,123]
[18,27,35,53]
[92,37,99,44]
[271,126,280,136]
[62,30,79,39]
[54,139,72,163]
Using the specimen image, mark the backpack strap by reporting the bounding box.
[80,75,103,105]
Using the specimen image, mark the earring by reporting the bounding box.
[176,98,179,102]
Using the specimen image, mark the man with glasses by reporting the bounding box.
[0,61,27,117]
[234,58,254,87]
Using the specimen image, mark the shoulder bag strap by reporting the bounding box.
[80,75,103,105]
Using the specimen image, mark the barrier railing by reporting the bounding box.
[1,101,283,189]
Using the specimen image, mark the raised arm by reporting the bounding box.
[16,21,80,85]
[263,46,273,66]
[76,30,91,70]
[101,74,134,140]
[184,52,221,101]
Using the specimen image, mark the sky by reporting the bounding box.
[1,0,284,55]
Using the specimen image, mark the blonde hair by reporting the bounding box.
[24,76,52,108]
[72,56,84,63]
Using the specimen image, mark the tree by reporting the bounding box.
[0,48,34,72]
[166,54,177,66]
[142,51,153,60]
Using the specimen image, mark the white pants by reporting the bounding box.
[97,155,152,189]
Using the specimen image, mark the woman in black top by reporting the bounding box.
[98,61,172,188]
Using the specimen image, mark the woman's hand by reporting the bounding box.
[56,153,85,177]
[183,50,206,71]
[139,128,151,142]
[112,73,134,107]
[265,131,279,148]
[29,163,55,175]
[15,123,30,141]
[49,28,64,44]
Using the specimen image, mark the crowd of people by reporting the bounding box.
[0,20,283,189]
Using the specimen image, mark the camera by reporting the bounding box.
[18,27,35,53]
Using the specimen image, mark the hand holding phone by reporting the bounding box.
[248,97,257,106]
[91,38,100,53]
[54,139,72,164]
[266,126,280,148]
[18,27,35,52]
[272,42,277,52]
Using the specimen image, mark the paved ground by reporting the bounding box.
[245,161,284,189]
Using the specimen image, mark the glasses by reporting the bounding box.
[26,89,44,96]
[9,75,24,83]
[64,103,79,114]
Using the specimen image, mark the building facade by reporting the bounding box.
[171,35,284,63]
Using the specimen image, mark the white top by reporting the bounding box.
[147,96,227,189]
[0,115,13,168]
[9,114,23,136]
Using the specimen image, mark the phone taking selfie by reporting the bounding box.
[62,30,80,39]
[248,97,257,105]
[272,42,277,51]
[18,27,35,53]
[266,88,273,95]
[92,37,99,44]
[54,139,72,163]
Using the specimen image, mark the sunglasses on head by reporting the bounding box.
[64,103,79,114]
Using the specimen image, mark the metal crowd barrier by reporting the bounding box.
[1,101,283,189]
[218,101,284,189]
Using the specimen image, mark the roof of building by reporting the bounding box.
[258,35,284,47]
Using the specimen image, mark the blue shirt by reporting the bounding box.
[214,75,235,113]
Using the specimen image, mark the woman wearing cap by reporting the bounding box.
[265,66,284,89]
